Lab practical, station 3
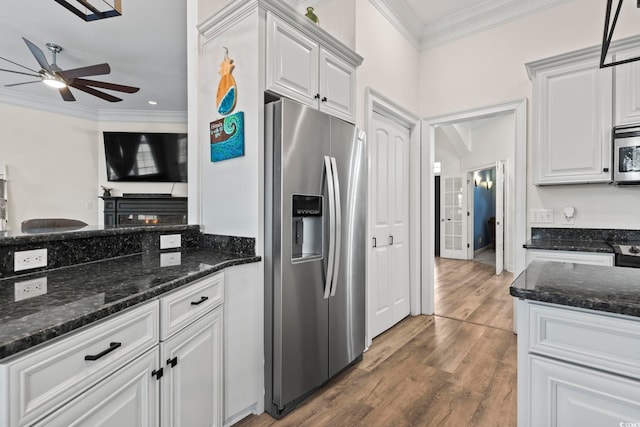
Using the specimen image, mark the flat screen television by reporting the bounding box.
[104,132,188,182]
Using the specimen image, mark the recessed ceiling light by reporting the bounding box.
[148,101,158,105]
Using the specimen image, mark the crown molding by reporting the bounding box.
[97,109,187,123]
[370,0,572,51]
[199,0,363,66]
[0,88,99,120]
[421,0,572,50]
[368,0,421,50]
[0,88,186,123]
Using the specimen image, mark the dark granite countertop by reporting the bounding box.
[0,248,260,360]
[523,239,614,253]
[0,224,201,246]
[510,261,640,318]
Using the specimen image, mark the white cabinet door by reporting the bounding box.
[531,56,612,184]
[266,13,319,109]
[530,356,640,427]
[318,48,355,122]
[615,46,640,125]
[33,349,159,427]
[369,112,411,339]
[161,307,223,427]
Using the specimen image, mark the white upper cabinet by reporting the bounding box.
[318,48,356,121]
[266,15,319,108]
[527,52,613,185]
[266,12,359,123]
[614,45,640,125]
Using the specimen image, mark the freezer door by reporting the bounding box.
[328,120,367,377]
[270,98,332,409]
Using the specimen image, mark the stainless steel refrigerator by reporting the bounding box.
[264,97,366,418]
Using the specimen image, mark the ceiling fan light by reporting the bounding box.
[43,77,66,89]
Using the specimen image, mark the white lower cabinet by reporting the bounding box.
[517,300,640,427]
[0,272,225,427]
[161,307,223,427]
[530,356,640,427]
[33,349,160,427]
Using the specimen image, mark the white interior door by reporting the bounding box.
[369,112,411,339]
[496,161,505,274]
[440,174,468,260]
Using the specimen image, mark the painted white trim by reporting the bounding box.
[364,87,420,348]
[187,0,200,226]
[369,0,571,51]
[97,110,187,123]
[368,0,421,50]
[421,0,571,50]
[421,98,527,315]
[199,0,363,66]
[0,88,187,123]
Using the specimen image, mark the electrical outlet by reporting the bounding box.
[14,277,47,301]
[160,234,181,249]
[160,251,181,267]
[14,248,47,271]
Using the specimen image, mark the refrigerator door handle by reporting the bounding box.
[330,157,341,297]
[324,155,336,299]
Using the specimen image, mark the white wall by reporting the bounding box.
[355,0,420,125]
[197,10,261,240]
[0,103,99,231]
[420,0,640,233]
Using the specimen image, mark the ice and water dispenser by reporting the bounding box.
[291,195,323,261]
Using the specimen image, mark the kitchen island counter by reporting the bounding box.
[510,260,640,318]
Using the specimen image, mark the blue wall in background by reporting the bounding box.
[473,168,496,251]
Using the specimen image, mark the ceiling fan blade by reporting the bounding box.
[22,37,52,73]
[0,68,40,78]
[0,56,40,74]
[59,63,111,80]
[72,78,139,93]
[4,80,41,87]
[59,86,75,101]
[70,83,121,102]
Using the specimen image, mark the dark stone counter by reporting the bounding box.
[0,248,260,360]
[510,261,640,318]
[523,239,614,253]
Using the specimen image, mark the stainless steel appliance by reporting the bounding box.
[613,124,640,184]
[264,98,366,418]
[611,243,640,268]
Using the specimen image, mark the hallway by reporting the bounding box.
[237,258,517,426]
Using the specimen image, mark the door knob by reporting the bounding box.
[441,219,445,222]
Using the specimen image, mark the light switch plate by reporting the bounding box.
[160,234,181,249]
[530,209,553,224]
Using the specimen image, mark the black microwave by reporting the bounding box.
[613,124,640,184]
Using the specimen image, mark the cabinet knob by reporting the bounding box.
[603,167,609,172]
[314,94,320,99]
[321,97,327,102]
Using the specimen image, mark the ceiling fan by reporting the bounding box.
[0,37,139,102]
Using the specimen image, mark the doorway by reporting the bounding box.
[421,99,527,316]
[365,88,421,346]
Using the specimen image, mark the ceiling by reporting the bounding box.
[0,0,187,116]
[0,0,569,117]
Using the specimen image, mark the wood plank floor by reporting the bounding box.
[236,258,516,427]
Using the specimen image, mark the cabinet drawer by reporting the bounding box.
[32,348,159,427]
[0,301,159,427]
[160,272,224,340]
[526,249,614,267]
[528,303,640,379]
